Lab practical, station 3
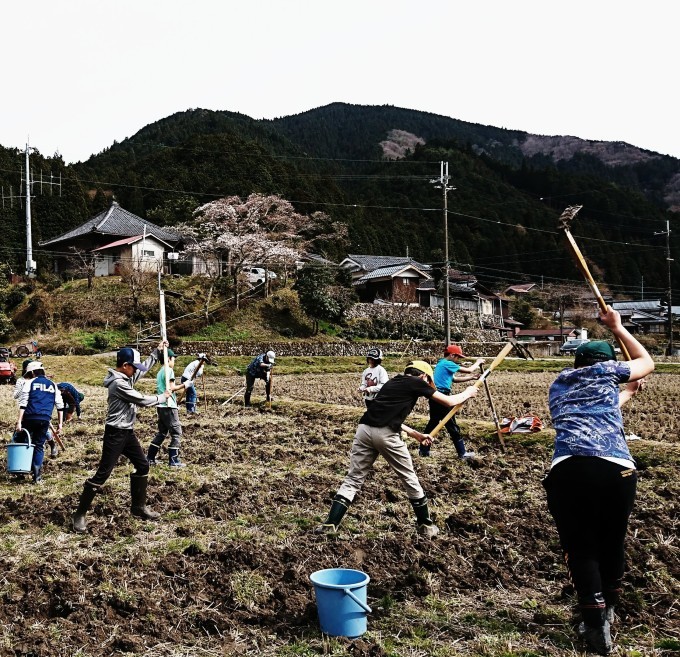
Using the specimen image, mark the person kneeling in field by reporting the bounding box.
[543,306,654,656]
[72,343,171,533]
[315,360,478,538]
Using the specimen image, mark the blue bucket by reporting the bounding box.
[6,429,33,474]
[310,568,372,637]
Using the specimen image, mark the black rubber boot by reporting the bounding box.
[147,443,160,465]
[410,496,439,538]
[314,495,351,534]
[130,474,160,521]
[31,464,43,485]
[168,448,186,468]
[47,439,59,458]
[578,593,612,655]
[603,587,621,625]
[72,481,99,533]
[244,392,251,407]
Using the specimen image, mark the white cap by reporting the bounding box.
[25,361,44,374]
[266,350,276,363]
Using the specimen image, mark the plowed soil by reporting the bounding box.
[0,366,678,656]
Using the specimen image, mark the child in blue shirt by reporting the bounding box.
[420,344,484,458]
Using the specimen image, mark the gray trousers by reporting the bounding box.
[152,407,183,449]
[337,424,425,502]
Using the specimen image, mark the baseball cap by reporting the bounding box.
[25,361,44,375]
[116,347,149,372]
[160,348,175,364]
[266,350,276,363]
[445,345,465,357]
[406,360,434,379]
[575,341,616,361]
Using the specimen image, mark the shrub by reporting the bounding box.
[92,333,110,350]
[0,311,13,340]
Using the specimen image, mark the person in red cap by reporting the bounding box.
[420,344,484,459]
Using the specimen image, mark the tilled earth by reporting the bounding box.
[0,372,678,656]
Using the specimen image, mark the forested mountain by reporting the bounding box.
[0,103,678,300]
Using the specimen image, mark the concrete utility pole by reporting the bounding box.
[24,143,36,278]
[655,219,674,355]
[432,162,455,344]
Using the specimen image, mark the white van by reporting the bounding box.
[246,267,277,285]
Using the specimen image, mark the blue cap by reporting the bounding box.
[116,347,149,372]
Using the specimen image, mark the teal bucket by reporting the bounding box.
[6,429,33,474]
[310,568,372,637]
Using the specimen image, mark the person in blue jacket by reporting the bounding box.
[58,381,85,421]
[544,307,654,655]
[244,350,275,407]
[15,361,64,484]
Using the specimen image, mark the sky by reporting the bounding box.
[1,0,677,164]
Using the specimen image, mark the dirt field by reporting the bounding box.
[0,359,678,656]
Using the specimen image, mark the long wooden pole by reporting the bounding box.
[430,341,514,438]
[159,288,176,409]
[558,206,631,360]
[480,363,505,451]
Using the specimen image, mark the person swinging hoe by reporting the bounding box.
[316,360,478,538]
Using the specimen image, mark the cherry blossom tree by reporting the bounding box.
[177,193,320,313]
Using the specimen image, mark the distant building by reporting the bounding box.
[612,299,668,334]
[40,202,181,276]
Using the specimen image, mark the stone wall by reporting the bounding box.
[175,339,564,358]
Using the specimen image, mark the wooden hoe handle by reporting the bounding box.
[557,206,631,361]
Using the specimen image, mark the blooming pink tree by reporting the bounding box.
[177,194,318,312]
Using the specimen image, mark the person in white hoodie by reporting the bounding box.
[71,342,171,533]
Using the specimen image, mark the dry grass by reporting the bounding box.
[0,357,678,656]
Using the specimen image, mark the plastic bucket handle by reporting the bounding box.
[344,587,372,613]
[12,428,32,445]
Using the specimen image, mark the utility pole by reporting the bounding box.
[24,143,36,278]
[17,142,61,279]
[431,162,455,344]
[655,220,674,355]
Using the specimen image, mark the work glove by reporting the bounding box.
[183,380,193,390]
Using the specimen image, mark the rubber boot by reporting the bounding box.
[578,594,612,655]
[31,464,43,485]
[168,447,186,468]
[72,481,99,533]
[603,587,620,625]
[147,443,160,466]
[244,392,251,407]
[130,474,160,521]
[47,439,59,458]
[411,496,439,538]
[314,495,351,534]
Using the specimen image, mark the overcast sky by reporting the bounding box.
[2,0,676,164]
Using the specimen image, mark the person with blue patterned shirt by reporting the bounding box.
[543,306,654,655]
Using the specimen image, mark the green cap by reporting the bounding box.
[160,348,175,364]
[575,340,616,361]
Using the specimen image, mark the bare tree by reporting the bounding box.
[67,247,97,289]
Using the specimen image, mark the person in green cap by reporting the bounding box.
[147,348,192,467]
[315,360,478,538]
[543,306,654,655]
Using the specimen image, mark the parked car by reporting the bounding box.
[246,267,278,285]
[559,338,590,354]
[0,348,17,385]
